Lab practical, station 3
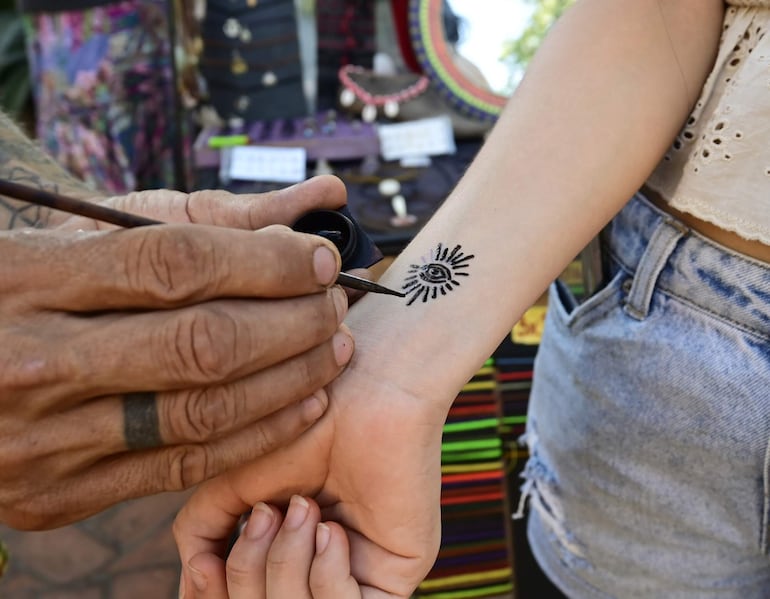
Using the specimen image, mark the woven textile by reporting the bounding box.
[200,0,307,122]
[315,0,376,110]
[23,1,184,193]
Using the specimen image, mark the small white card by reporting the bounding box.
[377,115,456,161]
[228,146,307,183]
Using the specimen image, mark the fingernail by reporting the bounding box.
[333,327,354,366]
[245,502,274,540]
[188,564,207,592]
[332,286,348,325]
[314,245,338,286]
[301,392,327,421]
[284,495,309,530]
[316,522,331,555]
[177,575,185,599]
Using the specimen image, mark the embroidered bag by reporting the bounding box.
[18,0,188,193]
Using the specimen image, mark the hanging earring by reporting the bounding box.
[230,49,248,75]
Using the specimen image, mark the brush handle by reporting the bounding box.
[0,179,162,228]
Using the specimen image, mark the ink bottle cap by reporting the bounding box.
[292,206,383,271]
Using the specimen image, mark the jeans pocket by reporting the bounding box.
[548,267,626,333]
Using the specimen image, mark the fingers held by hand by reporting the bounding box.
[222,497,361,599]
[261,495,317,598]
[224,502,285,599]
[310,521,362,599]
[181,503,283,599]
[180,501,288,599]
[183,551,228,599]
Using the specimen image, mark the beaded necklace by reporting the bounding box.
[338,64,430,122]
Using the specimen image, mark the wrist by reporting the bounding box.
[344,290,502,416]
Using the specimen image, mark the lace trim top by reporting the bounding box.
[726,0,770,6]
[646,3,770,243]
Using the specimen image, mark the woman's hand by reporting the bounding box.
[174,353,450,599]
[183,496,361,599]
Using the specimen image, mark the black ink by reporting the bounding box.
[403,243,474,306]
[123,392,162,450]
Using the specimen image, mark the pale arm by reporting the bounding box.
[355,0,724,408]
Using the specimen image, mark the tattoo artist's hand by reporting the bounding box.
[61,179,373,304]
[0,176,355,530]
[173,339,446,599]
[184,496,360,599]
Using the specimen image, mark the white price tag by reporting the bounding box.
[228,146,307,183]
[377,116,456,161]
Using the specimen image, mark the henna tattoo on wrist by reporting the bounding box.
[402,243,474,306]
[123,392,162,450]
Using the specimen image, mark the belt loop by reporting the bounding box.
[623,217,688,321]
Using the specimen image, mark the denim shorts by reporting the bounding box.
[518,192,770,598]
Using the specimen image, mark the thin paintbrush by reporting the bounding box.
[0,178,406,297]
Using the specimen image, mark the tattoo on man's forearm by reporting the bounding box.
[0,110,96,230]
[0,167,57,229]
[123,392,162,450]
[402,243,474,306]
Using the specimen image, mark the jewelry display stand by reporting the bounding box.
[199,0,308,122]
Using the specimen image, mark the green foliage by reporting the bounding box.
[0,3,31,118]
[501,0,575,86]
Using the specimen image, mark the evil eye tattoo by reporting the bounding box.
[402,243,474,306]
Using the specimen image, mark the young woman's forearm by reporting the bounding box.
[347,0,724,406]
[0,111,100,229]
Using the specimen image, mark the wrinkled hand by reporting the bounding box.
[174,339,449,599]
[0,176,356,530]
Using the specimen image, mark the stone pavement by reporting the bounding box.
[0,490,193,598]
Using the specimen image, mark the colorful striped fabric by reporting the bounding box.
[415,345,531,598]
[413,289,564,597]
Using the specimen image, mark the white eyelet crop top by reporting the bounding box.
[646,1,770,243]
